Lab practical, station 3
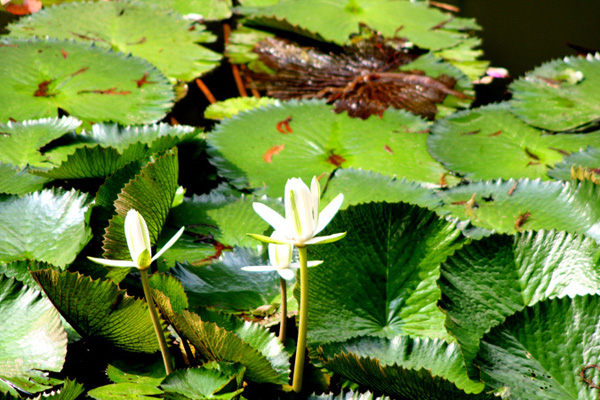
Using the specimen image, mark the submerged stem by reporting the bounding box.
[140,268,173,375]
[292,246,308,393]
[279,277,287,343]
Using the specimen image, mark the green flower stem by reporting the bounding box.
[140,268,173,375]
[279,277,287,344]
[292,246,308,393]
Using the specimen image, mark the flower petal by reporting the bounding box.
[277,268,296,280]
[152,226,185,262]
[304,231,346,245]
[247,233,293,245]
[307,260,324,267]
[252,203,289,235]
[87,256,136,268]
[242,266,278,272]
[314,193,344,235]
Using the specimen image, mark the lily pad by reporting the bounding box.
[0,37,174,124]
[208,100,458,197]
[428,104,600,181]
[0,275,67,396]
[510,53,600,131]
[438,230,600,378]
[476,295,600,399]
[205,97,279,120]
[305,202,465,344]
[548,146,600,181]
[137,0,233,21]
[238,0,475,50]
[0,188,91,267]
[7,0,221,82]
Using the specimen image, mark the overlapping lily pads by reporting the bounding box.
[7,0,221,82]
[0,37,174,124]
[208,100,458,196]
[510,53,600,131]
[429,104,600,181]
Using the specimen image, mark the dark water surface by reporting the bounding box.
[445,0,600,76]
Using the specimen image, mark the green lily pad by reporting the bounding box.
[510,53,600,131]
[319,336,489,397]
[238,0,475,50]
[224,26,274,65]
[106,357,166,386]
[438,230,600,378]
[548,146,600,181]
[34,123,198,179]
[160,362,245,399]
[476,295,600,399]
[171,247,280,313]
[0,275,67,396]
[0,37,174,124]
[7,1,221,82]
[428,104,600,181]
[205,97,279,120]
[208,100,458,197]
[88,382,163,400]
[0,188,91,267]
[433,37,489,82]
[102,149,180,261]
[137,0,233,20]
[32,269,163,353]
[0,163,49,195]
[154,292,290,384]
[437,178,600,240]
[305,202,465,344]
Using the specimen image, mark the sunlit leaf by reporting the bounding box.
[87,382,163,400]
[7,1,221,81]
[160,362,245,399]
[0,275,66,395]
[0,188,91,267]
[438,230,600,378]
[476,295,600,399]
[208,100,458,197]
[205,97,279,120]
[510,53,600,131]
[136,0,233,21]
[0,37,174,124]
[32,269,162,353]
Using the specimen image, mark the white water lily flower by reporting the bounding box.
[249,177,345,247]
[88,209,184,270]
[243,232,323,280]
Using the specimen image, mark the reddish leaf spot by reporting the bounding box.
[170,116,179,125]
[263,144,285,163]
[384,144,394,155]
[451,200,467,205]
[326,152,346,167]
[549,147,569,156]
[60,49,68,59]
[4,0,42,15]
[127,37,146,46]
[71,67,89,77]
[460,129,481,136]
[590,168,600,175]
[276,116,293,134]
[508,182,518,196]
[78,88,131,95]
[524,147,540,161]
[580,364,600,391]
[515,211,531,232]
[440,173,447,187]
[487,130,502,137]
[135,72,157,88]
[34,80,55,97]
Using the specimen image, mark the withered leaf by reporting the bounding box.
[245,34,468,119]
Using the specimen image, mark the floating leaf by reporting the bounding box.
[0,163,48,195]
[32,269,162,353]
[438,230,600,378]
[428,104,600,181]
[87,382,163,400]
[7,1,221,82]
[136,0,233,21]
[154,292,290,384]
[103,149,179,261]
[35,123,197,179]
[247,36,470,119]
[171,247,280,313]
[208,100,458,197]
[433,37,489,82]
[319,336,488,397]
[0,275,66,396]
[548,146,600,181]
[238,0,475,50]
[510,53,600,131]
[106,357,166,386]
[160,362,245,399]
[321,169,441,211]
[0,37,174,124]
[205,97,279,120]
[305,202,465,344]
[476,295,600,399]
[0,189,91,267]
[437,178,600,240]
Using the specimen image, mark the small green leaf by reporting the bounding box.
[0,163,49,195]
[0,275,67,395]
[306,202,465,344]
[149,272,189,313]
[0,37,174,124]
[32,269,162,353]
[88,382,163,400]
[160,362,245,399]
[0,188,91,267]
[205,97,280,120]
[106,357,166,386]
[7,1,221,82]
